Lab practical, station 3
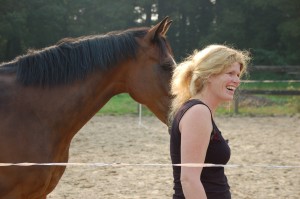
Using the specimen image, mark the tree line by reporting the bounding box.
[0,0,299,66]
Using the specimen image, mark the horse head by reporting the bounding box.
[126,17,175,124]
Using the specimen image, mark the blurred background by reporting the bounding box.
[1,0,299,115]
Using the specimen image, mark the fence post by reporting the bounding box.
[234,89,239,114]
[234,98,239,114]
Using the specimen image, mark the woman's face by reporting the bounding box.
[207,62,241,102]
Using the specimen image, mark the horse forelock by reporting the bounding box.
[0,28,150,87]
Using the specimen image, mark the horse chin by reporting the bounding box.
[133,96,167,124]
[144,103,169,125]
[153,112,167,124]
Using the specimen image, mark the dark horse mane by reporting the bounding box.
[0,27,170,87]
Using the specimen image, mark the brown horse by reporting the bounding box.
[0,17,175,199]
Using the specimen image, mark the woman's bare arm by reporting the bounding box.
[179,104,212,199]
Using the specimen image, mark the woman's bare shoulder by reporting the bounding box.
[179,104,212,134]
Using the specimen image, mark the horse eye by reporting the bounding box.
[161,61,174,71]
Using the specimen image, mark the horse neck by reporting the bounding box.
[19,63,129,140]
[60,66,128,130]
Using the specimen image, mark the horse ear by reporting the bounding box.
[145,16,172,42]
[161,20,172,36]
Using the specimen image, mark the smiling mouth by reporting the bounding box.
[226,86,236,91]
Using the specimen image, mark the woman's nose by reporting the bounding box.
[234,76,241,85]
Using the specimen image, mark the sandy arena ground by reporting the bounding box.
[48,115,300,199]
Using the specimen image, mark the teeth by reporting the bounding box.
[226,86,236,91]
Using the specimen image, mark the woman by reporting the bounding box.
[169,44,250,199]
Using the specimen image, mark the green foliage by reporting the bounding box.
[25,1,69,48]
[0,0,299,67]
[251,49,286,65]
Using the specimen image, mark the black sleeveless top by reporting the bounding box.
[169,99,231,199]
